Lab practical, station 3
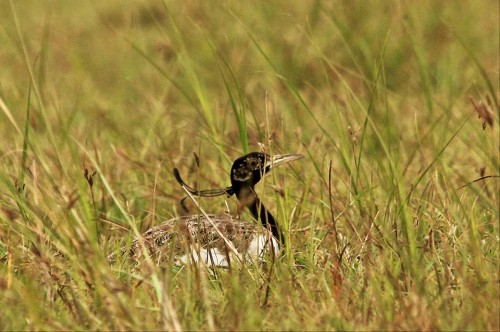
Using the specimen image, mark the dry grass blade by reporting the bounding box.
[470,97,495,129]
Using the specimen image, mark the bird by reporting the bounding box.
[110,152,303,267]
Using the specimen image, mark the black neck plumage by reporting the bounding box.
[248,197,283,246]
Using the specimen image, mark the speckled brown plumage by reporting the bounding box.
[110,213,277,266]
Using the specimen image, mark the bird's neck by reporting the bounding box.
[247,196,283,246]
[235,186,284,245]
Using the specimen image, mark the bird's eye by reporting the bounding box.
[248,159,258,168]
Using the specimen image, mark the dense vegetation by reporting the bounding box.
[0,1,498,330]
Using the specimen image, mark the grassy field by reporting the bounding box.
[0,0,498,330]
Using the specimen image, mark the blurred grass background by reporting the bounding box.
[0,0,498,330]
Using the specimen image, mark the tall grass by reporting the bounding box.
[0,0,498,330]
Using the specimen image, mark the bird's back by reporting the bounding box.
[112,214,279,267]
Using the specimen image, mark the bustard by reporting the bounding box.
[112,152,303,267]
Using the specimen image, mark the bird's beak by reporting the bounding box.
[265,153,304,172]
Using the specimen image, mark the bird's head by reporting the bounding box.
[173,151,303,207]
[230,152,303,198]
